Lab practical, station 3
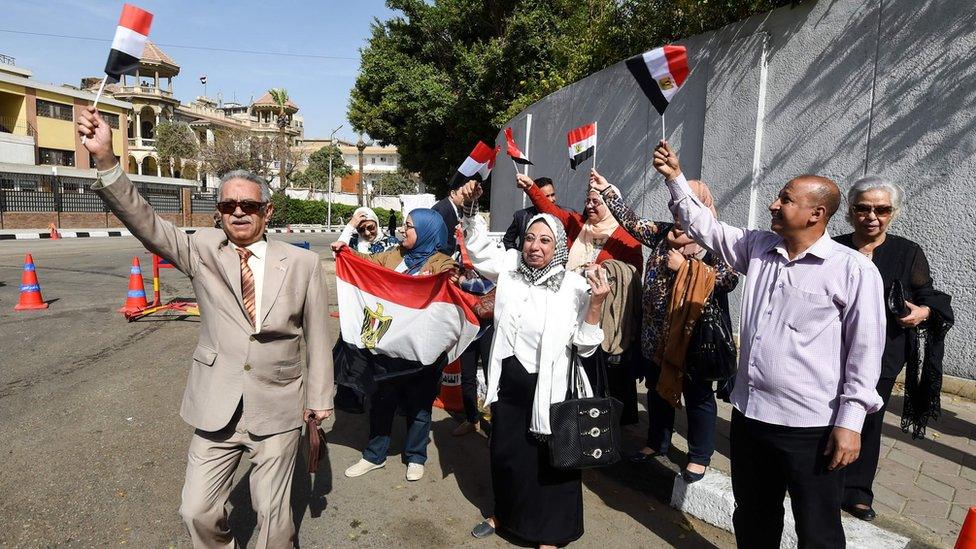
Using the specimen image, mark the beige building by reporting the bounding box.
[293,137,406,195]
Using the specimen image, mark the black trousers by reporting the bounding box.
[646,362,717,466]
[730,410,845,549]
[843,376,898,508]
[460,326,493,423]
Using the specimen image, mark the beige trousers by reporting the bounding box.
[178,417,301,549]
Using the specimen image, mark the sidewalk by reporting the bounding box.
[0,226,341,239]
[664,386,974,548]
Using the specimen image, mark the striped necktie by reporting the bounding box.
[237,247,256,328]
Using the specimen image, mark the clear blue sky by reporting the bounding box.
[0,0,396,141]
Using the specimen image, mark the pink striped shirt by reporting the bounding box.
[668,174,884,432]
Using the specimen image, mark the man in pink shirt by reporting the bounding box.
[653,141,884,548]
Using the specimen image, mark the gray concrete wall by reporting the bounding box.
[489,0,976,379]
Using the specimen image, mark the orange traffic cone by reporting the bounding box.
[957,507,976,549]
[118,257,148,314]
[433,358,464,413]
[48,223,60,240]
[14,253,49,311]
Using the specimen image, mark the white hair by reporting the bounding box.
[218,170,271,202]
[846,174,904,223]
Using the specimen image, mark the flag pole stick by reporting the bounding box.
[511,157,520,177]
[661,113,666,141]
[81,76,107,146]
[593,121,598,170]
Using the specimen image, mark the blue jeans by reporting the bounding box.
[363,365,442,465]
[646,363,717,466]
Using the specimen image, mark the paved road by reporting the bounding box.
[0,235,734,548]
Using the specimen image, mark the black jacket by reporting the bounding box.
[431,197,460,254]
[501,206,539,251]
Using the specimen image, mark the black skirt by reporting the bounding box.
[490,356,584,546]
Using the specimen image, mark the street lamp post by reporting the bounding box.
[326,124,342,230]
[356,135,366,207]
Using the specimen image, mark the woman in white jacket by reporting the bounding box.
[462,204,609,548]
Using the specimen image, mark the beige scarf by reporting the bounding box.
[567,191,619,271]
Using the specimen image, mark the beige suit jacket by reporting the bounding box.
[95,171,334,436]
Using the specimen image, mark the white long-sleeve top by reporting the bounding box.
[461,215,603,435]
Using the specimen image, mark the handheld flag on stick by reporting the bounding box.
[505,127,532,168]
[104,4,153,85]
[86,4,153,143]
[567,122,597,170]
[626,45,688,138]
[449,141,496,189]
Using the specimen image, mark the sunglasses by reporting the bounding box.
[851,204,894,216]
[216,200,267,215]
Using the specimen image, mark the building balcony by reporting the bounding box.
[128,138,156,148]
[115,85,174,100]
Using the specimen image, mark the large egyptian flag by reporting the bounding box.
[449,141,496,189]
[334,250,480,391]
[625,45,689,115]
[567,122,597,169]
[104,4,153,83]
[505,127,532,165]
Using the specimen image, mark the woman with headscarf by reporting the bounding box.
[516,173,644,426]
[331,208,458,482]
[589,169,738,483]
[458,183,610,548]
[338,206,401,254]
[835,176,953,522]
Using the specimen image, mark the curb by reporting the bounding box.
[670,469,912,548]
[0,228,342,240]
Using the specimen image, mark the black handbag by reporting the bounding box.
[548,348,623,470]
[887,279,910,318]
[684,292,738,382]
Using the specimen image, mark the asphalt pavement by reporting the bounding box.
[0,234,734,548]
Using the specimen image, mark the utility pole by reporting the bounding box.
[356,134,366,207]
[326,124,342,230]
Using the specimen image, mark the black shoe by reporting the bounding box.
[681,468,706,483]
[843,504,877,521]
[471,520,495,539]
[629,450,663,463]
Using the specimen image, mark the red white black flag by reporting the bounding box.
[567,123,597,170]
[505,127,532,165]
[450,141,496,189]
[104,4,153,83]
[625,45,689,115]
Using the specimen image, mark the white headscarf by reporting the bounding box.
[351,207,385,253]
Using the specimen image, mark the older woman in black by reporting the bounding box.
[835,175,953,521]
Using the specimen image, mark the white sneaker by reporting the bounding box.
[406,463,424,481]
[345,458,385,478]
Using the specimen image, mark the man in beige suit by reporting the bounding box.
[78,107,334,548]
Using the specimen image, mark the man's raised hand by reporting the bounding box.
[515,173,534,191]
[652,140,682,181]
[76,107,116,170]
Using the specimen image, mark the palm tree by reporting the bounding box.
[268,88,290,188]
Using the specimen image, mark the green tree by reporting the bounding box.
[349,0,796,198]
[293,144,353,191]
[153,120,198,179]
[375,168,419,195]
[269,88,292,187]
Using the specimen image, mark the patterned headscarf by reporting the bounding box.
[514,213,569,291]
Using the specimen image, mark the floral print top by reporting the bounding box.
[603,190,739,360]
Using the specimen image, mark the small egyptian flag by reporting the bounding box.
[199,75,207,85]
[478,145,500,181]
[104,4,153,83]
[625,45,689,115]
[567,122,596,170]
[449,141,495,189]
[505,128,532,165]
